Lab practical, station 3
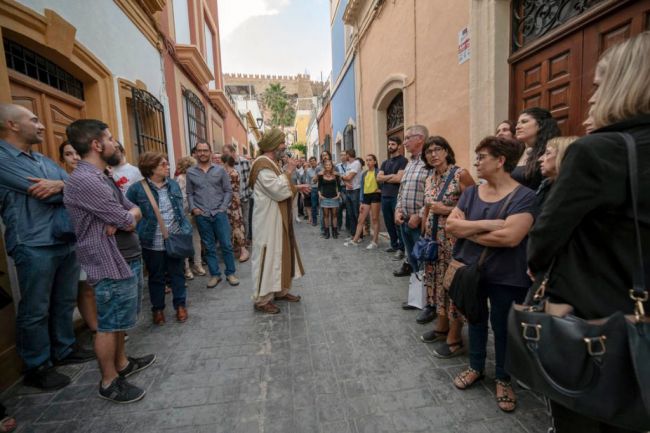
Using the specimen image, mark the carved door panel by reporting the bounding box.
[580,2,650,119]
[511,32,583,135]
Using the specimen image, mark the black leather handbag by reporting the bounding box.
[447,186,520,324]
[141,180,194,259]
[505,133,650,431]
[413,167,458,263]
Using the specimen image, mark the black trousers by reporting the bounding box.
[551,401,642,433]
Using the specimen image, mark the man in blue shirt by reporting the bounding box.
[0,104,94,390]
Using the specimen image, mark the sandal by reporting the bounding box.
[420,329,448,344]
[495,379,517,412]
[453,367,484,390]
[0,416,17,433]
[433,340,465,359]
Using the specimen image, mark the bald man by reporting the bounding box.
[0,104,94,390]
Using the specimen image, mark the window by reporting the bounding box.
[131,87,167,156]
[204,23,216,89]
[182,89,206,154]
[4,38,84,100]
[386,92,404,138]
[173,0,191,44]
[343,124,354,151]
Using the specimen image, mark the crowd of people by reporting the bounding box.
[0,30,647,433]
[291,32,650,432]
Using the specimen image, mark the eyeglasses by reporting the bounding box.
[404,134,423,141]
[475,153,491,162]
[425,146,445,155]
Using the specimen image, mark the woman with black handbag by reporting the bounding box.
[445,136,535,412]
[418,136,474,355]
[126,152,193,325]
[526,32,650,433]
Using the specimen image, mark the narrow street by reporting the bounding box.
[5,223,548,433]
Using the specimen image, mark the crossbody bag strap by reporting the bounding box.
[619,132,648,319]
[430,166,459,232]
[141,179,169,240]
[477,185,522,267]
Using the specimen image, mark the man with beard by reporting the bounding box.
[186,141,239,288]
[249,128,310,314]
[0,104,94,390]
[64,119,155,403]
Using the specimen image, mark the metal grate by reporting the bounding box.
[183,89,206,154]
[512,0,605,51]
[386,93,404,132]
[3,38,84,100]
[132,87,167,155]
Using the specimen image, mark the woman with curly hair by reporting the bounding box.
[222,154,250,262]
[513,107,560,190]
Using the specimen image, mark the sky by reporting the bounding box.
[217,0,332,80]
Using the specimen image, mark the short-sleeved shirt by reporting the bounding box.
[306,166,319,187]
[379,155,408,197]
[345,159,362,190]
[452,185,535,287]
[112,163,143,193]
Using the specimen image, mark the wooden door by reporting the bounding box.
[9,71,85,162]
[510,1,650,136]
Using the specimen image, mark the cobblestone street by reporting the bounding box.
[3,223,549,433]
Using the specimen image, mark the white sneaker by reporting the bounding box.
[295,217,302,223]
[366,242,378,250]
[344,240,360,247]
[345,236,353,241]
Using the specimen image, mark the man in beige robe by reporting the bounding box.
[248,128,310,314]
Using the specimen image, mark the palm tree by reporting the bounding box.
[262,83,295,127]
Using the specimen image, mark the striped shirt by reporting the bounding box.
[149,180,180,251]
[396,154,430,218]
[64,161,137,285]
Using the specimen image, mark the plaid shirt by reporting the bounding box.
[396,154,431,218]
[64,161,136,285]
[235,156,252,201]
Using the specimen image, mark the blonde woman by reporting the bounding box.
[529,31,650,432]
[175,155,205,279]
[535,136,579,212]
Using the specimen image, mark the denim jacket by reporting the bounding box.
[126,178,192,249]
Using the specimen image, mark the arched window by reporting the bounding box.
[343,124,354,151]
[386,92,403,140]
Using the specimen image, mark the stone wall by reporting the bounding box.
[223,73,325,98]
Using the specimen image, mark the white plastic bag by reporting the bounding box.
[407,271,426,309]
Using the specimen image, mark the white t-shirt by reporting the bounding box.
[345,159,362,190]
[112,163,143,193]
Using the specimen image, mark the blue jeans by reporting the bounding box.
[468,283,527,380]
[310,187,319,224]
[12,244,79,369]
[94,258,142,332]
[345,188,360,235]
[142,249,186,311]
[195,213,237,277]
[400,224,421,271]
[381,196,404,251]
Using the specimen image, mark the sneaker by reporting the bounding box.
[344,240,360,247]
[118,354,156,378]
[226,275,240,286]
[24,364,71,390]
[295,217,302,223]
[191,265,207,276]
[54,345,96,365]
[366,242,378,250]
[393,250,405,261]
[345,236,353,241]
[207,276,222,288]
[99,376,145,403]
[385,247,397,253]
[184,268,194,280]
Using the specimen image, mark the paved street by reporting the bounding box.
[3,223,548,433]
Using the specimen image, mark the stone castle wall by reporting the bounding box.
[224,73,325,98]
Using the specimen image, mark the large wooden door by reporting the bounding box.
[9,71,85,162]
[510,1,650,136]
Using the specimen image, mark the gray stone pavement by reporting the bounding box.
[2,222,550,433]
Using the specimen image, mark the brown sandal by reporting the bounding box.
[495,379,517,412]
[453,367,484,390]
[254,302,280,314]
[275,293,301,302]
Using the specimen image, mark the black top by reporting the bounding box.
[511,165,543,190]
[454,185,536,287]
[379,155,408,197]
[318,174,340,198]
[104,177,142,260]
[528,115,650,319]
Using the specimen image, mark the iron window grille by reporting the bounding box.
[386,93,404,134]
[512,0,605,52]
[3,38,84,100]
[343,124,355,151]
[131,87,168,156]
[183,89,207,154]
